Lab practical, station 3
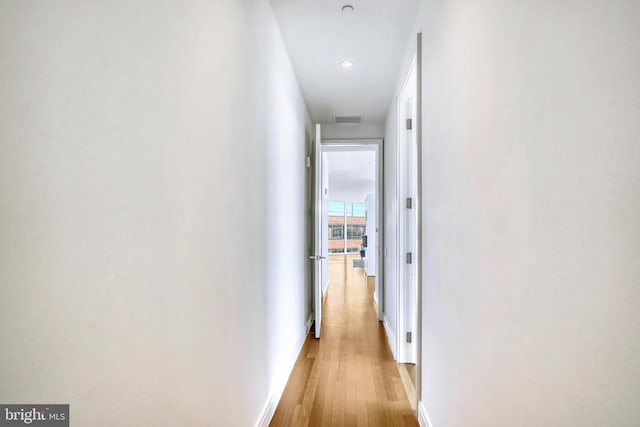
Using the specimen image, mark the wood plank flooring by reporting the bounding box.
[270,254,418,427]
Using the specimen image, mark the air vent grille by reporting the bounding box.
[334,115,362,124]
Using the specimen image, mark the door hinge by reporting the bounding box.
[406,252,412,264]
[406,197,412,209]
[406,332,412,343]
[406,118,412,130]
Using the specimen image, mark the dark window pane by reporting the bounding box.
[328,224,344,240]
[347,224,366,240]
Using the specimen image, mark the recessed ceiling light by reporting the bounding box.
[340,60,354,68]
[342,5,354,12]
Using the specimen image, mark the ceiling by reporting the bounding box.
[326,151,376,202]
[269,0,421,124]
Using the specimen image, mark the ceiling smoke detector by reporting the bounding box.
[342,5,354,12]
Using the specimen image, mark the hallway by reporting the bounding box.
[2,1,639,425]
[270,255,418,427]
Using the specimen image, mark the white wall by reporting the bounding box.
[0,1,311,426]
[321,123,384,140]
[412,0,640,426]
[383,101,399,355]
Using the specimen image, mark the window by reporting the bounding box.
[328,200,345,217]
[328,199,367,255]
[328,224,344,240]
[344,201,366,217]
[352,202,366,218]
[347,224,365,240]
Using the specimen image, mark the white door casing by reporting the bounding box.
[320,140,383,321]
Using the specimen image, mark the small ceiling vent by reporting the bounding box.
[334,115,362,124]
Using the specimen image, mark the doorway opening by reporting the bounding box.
[311,133,384,339]
[325,149,377,307]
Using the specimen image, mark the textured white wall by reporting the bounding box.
[0,1,311,426]
[415,0,640,426]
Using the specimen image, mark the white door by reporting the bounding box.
[311,124,325,338]
[321,153,329,295]
[403,98,418,363]
[398,59,418,363]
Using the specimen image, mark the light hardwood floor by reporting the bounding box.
[270,254,418,427]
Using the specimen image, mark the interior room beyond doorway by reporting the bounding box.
[324,150,377,299]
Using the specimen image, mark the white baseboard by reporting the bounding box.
[255,315,313,427]
[383,316,397,360]
[417,401,433,427]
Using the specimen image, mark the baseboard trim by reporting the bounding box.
[255,315,313,427]
[417,401,433,427]
[383,316,397,360]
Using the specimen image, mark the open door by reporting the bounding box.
[310,124,325,338]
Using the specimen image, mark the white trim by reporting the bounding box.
[398,56,418,101]
[383,316,397,360]
[314,124,324,339]
[415,30,424,406]
[255,315,313,427]
[417,401,433,427]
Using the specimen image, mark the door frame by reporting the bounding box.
[396,56,418,364]
[391,33,424,413]
[319,138,384,321]
[415,31,424,408]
